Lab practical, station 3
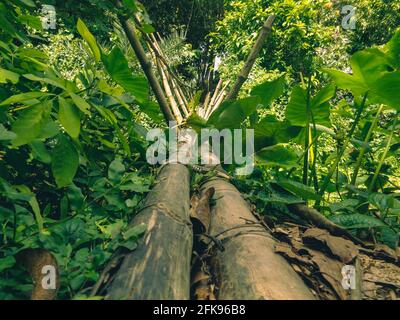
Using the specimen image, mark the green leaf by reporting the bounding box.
[329,213,386,229]
[324,48,400,110]
[0,124,16,141]
[0,68,19,84]
[23,74,66,89]
[286,84,333,127]
[250,76,285,106]
[121,0,138,13]
[0,256,16,273]
[11,102,51,147]
[137,100,164,123]
[14,185,43,231]
[102,47,148,103]
[37,120,60,140]
[328,199,360,213]
[186,112,208,133]
[58,97,80,138]
[272,179,320,201]
[77,18,101,62]
[30,140,51,164]
[0,92,49,106]
[384,28,400,69]
[256,145,299,169]
[69,92,91,115]
[208,96,261,129]
[253,115,301,151]
[108,158,125,183]
[52,135,79,188]
[67,184,84,211]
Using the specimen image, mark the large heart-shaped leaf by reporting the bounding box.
[102,47,149,103]
[285,83,334,127]
[208,96,261,129]
[250,76,285,106]
[253,115,301,151]
[256,145,299,169]
[324,48,400,110]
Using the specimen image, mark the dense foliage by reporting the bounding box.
[0,0,399,299]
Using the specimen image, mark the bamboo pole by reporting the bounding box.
[106,164,192,300]
[209,79,223,108]
[115,2,174,122]
[226,15,275,101]
[200,175,315,300]
[147,34,189,117]
[156,58,183,123]
[205,81,230,119]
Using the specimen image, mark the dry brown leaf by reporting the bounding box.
[302,228,359,263]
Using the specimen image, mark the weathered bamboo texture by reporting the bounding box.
[201,176,315,300]
[106,164,192,300]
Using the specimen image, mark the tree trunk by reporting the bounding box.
[106,164,193,300]
[201,176,315,300]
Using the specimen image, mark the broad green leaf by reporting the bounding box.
[102,47,148,103]
[250,76,285,106]
[328,199,360,213]
[121,0,138,13]
[69,92,91,114]
[0,92,49,106]
[186,112,208,133]
[324,48,400,110]
[77,18,101,62]
[141,24,155,34]
[286,85,333,127]
[137,100,164,123]
[253,115,301,151]
[273,179,320,200]
[58,97,80,138]
[329,213,386,229]
[18,14,42,30]
[384,28,400,69]
[310,83,336,109]
[52,135,79,188]
[208,96,261,129]
[0,124,16,141]
[0,68,19,84]
[36,120,60,140]
[30,140,51,164]
[256,145,299,169]
[11,102,51,147]
[23,74,66,89]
